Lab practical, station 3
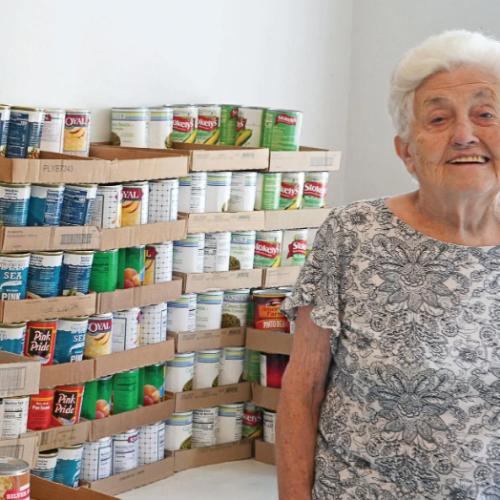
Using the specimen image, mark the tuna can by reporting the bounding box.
[148,179,179,222]
[255,173,282,210]
[40,108,65,153]
[111,107,149,147]
[27,251,63,298]
[96,375,112,419]
[243,349,261,382]
[51,385,84,426]
[90,184,122,229]
[85,313,113,358]
[165,352,195,393]
[229,231,256,271]
[118,246,145,289]
[279,172,305,209]
[261,109,302,151]
[54,316,88,363]
[28,183,64,226]
[24,320,57,365]
[281,229,308,267]
[195,104,221,145]
[307,228,319,256]
[171,105,198,144]
[219,347,245,385]
[0,105,10,156]
[205,172,232,213]
[121,181,149,226]
[192,407,218,448]
[63,109,91,157]
[236,106,264,147]
[144,242,173,285]
[165,411,193,450]
[0,458,30,498]
[196,291,223,331]
[112,369,139,414]
[254,231,283,268]
[302,172,329,208]
[139,302,168,345]
[167,294,197,332]
[0,253,29,300]
[0,322,26,355]
[219,104,239,146]
[27,388,55,430]
[253,288,290,331]
[204,232,230,273]
[260,353,289,388]
[1,396,29,438]
[112,429,139,474]
[242,402,262,439]
[228,172,257,212]
[173,233,205,273]
[60,183,97,226]
[80,437,112,482]
[89,249,118,293]
[143,363,165,405]
[194,350,221,389]
[60,250,94,296]
[54,445,83,487]
[178,172,207,213]
[32,450,58,480]
[138,421,165,465]
[263,409,276,444]
[148,106,173,148]
[221,288,250,328]
[217,403,244,444]
[0,182,30,226]
[112,308,140,352]
[6,106,44,158]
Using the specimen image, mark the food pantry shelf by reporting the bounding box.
[184,211,265,233]
[0,433,39,468]
[254,439,275,465]
[245,329,293,356]
[175,269,263,294]
[170,327,246,353]
[261,266,301,288]
[251,384,281,412]
[263,207,331,231]
[0,351,40,398]
[267,147,342,172]
[37,420,90,451]
[40,359,95,387]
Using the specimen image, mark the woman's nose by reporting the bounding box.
[451,118,479,147]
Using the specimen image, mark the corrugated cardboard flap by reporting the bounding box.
[263,207,331,231]
[32,475,117,500]
[38,420,90,451]
[185,211,265,233]
[251,383,281,411]
[40,358,95,388]
[254,439,276,465]
[176,269,263,294]
[245,328,293,355]
[170,327,246,353]
[0,351,40,397]
[0,433,40,468]
[262,266,301,288]
[268,146,342,172]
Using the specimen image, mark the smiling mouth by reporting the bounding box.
[447,155,490,165]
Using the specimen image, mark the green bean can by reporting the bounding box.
[113,369,139,414]
[243,349,261,382]
[143,363,165,405]
[89,249,118,293]
[118,246,145,289]
[81,380,98,420]
[261,109,302,151]
[96,375,112,419]
[254,173,282,210]
[219,105,239,146]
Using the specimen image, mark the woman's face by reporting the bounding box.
[396,65,500,198]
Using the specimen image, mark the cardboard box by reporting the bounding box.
[184,211,265,233]
[170,327,246,353]
[173,382,251,412]
[251,383,280,411]
[263,207,330,231]
[0,433,40,468]
[0,293,96,323]
[90,399,175,441]
[176,269,263,294]
[267,147,342,172]
[261,266,301,288]
[38,420,90,451]
[86,456,174,495]
[0,351,41,397]
[94,339,175,378]
[40,359,95,388]
[254,439,276,465]
[32,476,117,500]
[173,440,252,472]
[245,328,293,355]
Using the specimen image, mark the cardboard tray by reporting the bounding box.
[184,211,265,233]
[267,146,342,172]
[251,383,281,411]
[254,439,276,465]
[40,358,95,388]
[175,269,263,294]
[263,207,330,231]
[37,420,90,451]
[0,351,41,397]
[32,476,117,500]
[170,327,246,353]
[0,433,40,468]
[261,266,301,288]
[245,328,293,355]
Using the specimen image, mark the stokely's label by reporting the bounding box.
[173,117,194,132]
[303,181,326,199]
[236,117,246,132]
[275,113,297,126]
[280,182,300,200]
[255,241,279,259]
[287,239,307,259]
[198,116,218,131]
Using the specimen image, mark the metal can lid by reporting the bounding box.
[11,106,44,112]
[65,109,90,114]
[253,288,289,298]
[0,182,30,188]
[43,108,65,114]
[65,183,97,189]
[32,183,64,188]
[60,444,84,450]
[0,322,27,328]
[31,251,63,256]
[0,458,29,476]
[63,250,95,256]
[265,108,302,114]
[239,106,267,111]
[38,449,58,457]
[60,315,89,322]
[0,252,30,258]
[111,107,148,111]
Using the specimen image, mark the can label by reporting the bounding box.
[192,407,218,448]
[196,291,223,331]
[263,409,276,443]
[302,172,328,208]
[119,246,145,289]
[244,349,261,382]
[24,320,57,364]
[28,389,55,430]
[262,109,302,151]
[166,354,195,393]
[219,347,245,385]
[219,105,238,146]
[40,109,65,153]
[0,323,26,355]
[279,172,304,209]
[112,429,139,474]
[112,308,139,352]
[27,252,63,298]
[111,108,149,147]
[140,302,168,345]
[229,172,257,212]
[204,232,230,273]
[171,106,197,143]
[148,107,173,148]
[195,106,221,144]
[96,376,112,419]
[194,350,221,389]
[148,179,179,223]
[178,173,207,213]
[32,451,58,480]
[81,438,112,482]
[173,233,205,274]
[54,317,88,363]
[229,231,256,270]
[139,422,165,464]
[0,184,30,226]
[113,371,139,414]
[144,243,173,285]
[254,292,290,331]
[84,314,113,358]
[0,253,29,300]
[235,107,264,147]
[165,412,193,451]
[221,289,250,328]
[205,172,232,212]
[167,294,197,333]
[242,402,262,439]
[28,184,64,226]
[281,229,308,267]
[255,173,282,210]
[254,231,282,268]
[0,107,10,156]
[91,184,122,229]
[60,251,94,296]
[217,403,243,444]
[6,108,44,158]
[260,353,289,388]
[89,249,118,293]
[2,396,29,439]
[60,184,97,226]
[51,385,84,426]
[143,364,165,405]
[122,182,148,226]
[54,445,83,487]
[63,111,91,156]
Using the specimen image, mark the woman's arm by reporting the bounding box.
[276,305,332,500]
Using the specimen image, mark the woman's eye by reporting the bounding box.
[479,112,494,119]
[430,116,445,124]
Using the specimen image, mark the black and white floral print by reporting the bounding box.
[282,199,500,499]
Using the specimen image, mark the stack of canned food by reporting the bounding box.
[111,105,303,151]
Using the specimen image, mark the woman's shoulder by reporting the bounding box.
[323,198,387,231]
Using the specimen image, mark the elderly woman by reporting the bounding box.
[277,30,500,499]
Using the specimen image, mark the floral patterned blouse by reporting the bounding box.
[282,198,500,500]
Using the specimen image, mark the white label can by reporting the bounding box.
[145,242,173,285]
[167,293,197,332]
[194,350,221,390]
[205,172,232,213]
[281,229,308,267]
[192,407,218,448]
[111,108,149,148]
[138,421,165,465]
[229,172,257,212]
[221,288,250,328]
[90,184,122,229]
[148,107,173,149]
[148,179,179,222]
[196,291,223,331]
[1,396,28,439]
[112,428,139,474]
[173,233,205,273]
[165,352,195,393]
[40,108,65,153]
[165,411,193,451]
[81,437,112,482]
[140,302,168,345]
[112,308,140,352]
[204,232,230,272]
[217,403,243,444]
[32,450,58,480]
[263,410,276,444]
[178,173,207,213]
[219,347,245,385]
[229,231,256,270]
[236,107,264,148]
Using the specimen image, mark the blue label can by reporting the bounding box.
[54,316,88,363]
[0,253,30,300]
[28,184,64,226]
[0,183,31,226]
[60,184,97,226]
[32,450,58,480]
[60,251,94,296]
[0,322,26,354]
[0,105,10,156]
[27,251,63,298]
[53,444,83,487]
[6,107,44,159]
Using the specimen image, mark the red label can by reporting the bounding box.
[50,385,84,426]
[27,388,54,430]
[253,290,290,332]
[24,320,57,365]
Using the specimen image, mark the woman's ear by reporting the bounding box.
[394,135,416,177]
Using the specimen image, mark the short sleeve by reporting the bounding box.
[281,208,341,335]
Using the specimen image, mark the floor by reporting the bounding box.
[119,459,278,500]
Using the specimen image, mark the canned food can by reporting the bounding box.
[171,105,198,143]
[221,289,250,328]
[178,172,207,213]
[113,369,139,414]
[192,407,218,448]
[139,421,165,465]
[27,251,63,298]
[112,429,139,474]
[40,108,65,153]
[302,172,329,208]
[121,181,149,226]
[54,445,83,487]
[263,409,276,444]
[144,242,173,285]
[255,172,282,210]
[0,105,10,156]
[111,107,149,147]
[260,353,289,388]
[0,458,30,498]
[51,385,84,426]
[143,363,165,405]
[137,367,145,406]
[0,182,30,226]
[196,291,223,331]
[24,320,58,365]
[173,233,205,273]
[205,172,232,212]
[0,253,29,300]
[219,347,245,385]
[0,322,26,355]
[204,232,230,272]
[242,402,262,439]
[96,375,112,419]
[81,437,112,482]
[85,313,113,358]
[253,288,291,331]
[32,450,58,480]
[165,352,195,393]
[281,229,308,267]
[254,230,283,268]
[54,316,88,363]
[236,107,264,147]
[140,302,168,345]
[112,308,140,352]
[167,294,197,332]
[219,105,239,146]
[28,183,64,226]
[261,109,302,151]
[60,250,94,296]
[217,403,244,444]
[194,350,221,389]
[148,179,179,223]
[229,231,256,271]
[6,106,44,158]
[228,172,257,212]
[90,184,122,229]
[243,349,261,382]
[307,228,319,255]
[118,246,145,289]
[279,172,305,209]
[60,183,97,226]
[27,388,55,431]
[63,109,91,156]
[165,411,193,451]
[194,104,221,145]
[89,249,118,293]
[148,106,173,148]
[1,396,29,438]
[81,379,97,420]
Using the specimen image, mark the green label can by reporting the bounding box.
[81,380,98,420]
[261,109,302,151]
[254,173,282,210]
[195,105,221,145]
[118,246,145,289]
[236,107,264,147]
[279,172,305,209]
[143,364,165,405]
[113,369,139,414]
[96,375,112,419]
[281,229,308,267]
[302,172,329,208]
[254,230,283,268]
[219,105,239,146]
[137,367,145,406]
[89,250,118,293]
[171,105,197,143]
[243,349,261,382]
